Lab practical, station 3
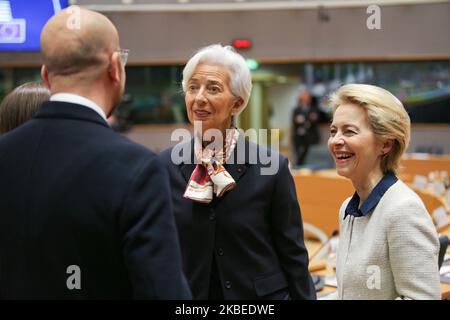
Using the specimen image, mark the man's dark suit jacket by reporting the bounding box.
[0,101,191,299]
[159,134,316,300]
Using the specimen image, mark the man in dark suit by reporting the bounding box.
[0,7,191,299]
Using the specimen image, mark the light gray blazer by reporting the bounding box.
[329,180,441,300]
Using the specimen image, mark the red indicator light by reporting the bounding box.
[232,39,252,49]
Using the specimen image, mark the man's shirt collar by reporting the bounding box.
[50,93,107,122]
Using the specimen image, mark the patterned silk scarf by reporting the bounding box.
[183,128,240,203]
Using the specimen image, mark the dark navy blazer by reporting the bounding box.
[159,134,316,300]
[0,101,191,299]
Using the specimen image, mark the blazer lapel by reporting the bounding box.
[225,130,249,184]
[212,132,250,206]
[180,163,196,183]
[225,163,248,184]
[178,138,196,183]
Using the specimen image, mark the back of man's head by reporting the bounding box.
[41,6,119,82]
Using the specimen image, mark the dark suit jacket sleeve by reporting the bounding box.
[270,157,316,300]
[118,154,192,299]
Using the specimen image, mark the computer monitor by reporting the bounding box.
[0,0,70,52]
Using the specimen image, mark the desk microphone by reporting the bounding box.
[309,229,339,262]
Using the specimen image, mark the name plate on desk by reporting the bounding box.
[432,182,446,197]
[433,206,449,229]
[440,264,450,284]
[445,190,450,207]
[413,175,428,190]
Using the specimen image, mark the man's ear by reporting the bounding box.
[381,139,394,156]
[108,52,121,83]
[41,65,50,89]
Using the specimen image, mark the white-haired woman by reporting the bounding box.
[159,44,315,300]
[327,84,440,299]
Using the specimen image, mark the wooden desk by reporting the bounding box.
[293,172,353,237]
[306,239,337,297]
[400,155,450,177]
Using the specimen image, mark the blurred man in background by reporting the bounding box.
[291,89,321,166]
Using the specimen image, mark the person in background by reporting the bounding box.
[0,7,191,299]
[326,84,440,299]
[291,89,320,166]
[159,44,316,300]
[0,82,50,134]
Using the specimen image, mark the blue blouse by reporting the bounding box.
[344,171,398,219]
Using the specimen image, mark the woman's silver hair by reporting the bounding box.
[182,44,253,122]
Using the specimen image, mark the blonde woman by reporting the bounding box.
[327,84,440,300]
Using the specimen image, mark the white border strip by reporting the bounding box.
[81,0,450,13]
[52,0,62,13]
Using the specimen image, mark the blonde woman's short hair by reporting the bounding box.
[330,84,411,174]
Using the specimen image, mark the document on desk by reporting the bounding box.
[440,265,450,276]
[324,277,337,287]
[441,264,450,284]
[444,253,450,262]
[432,206,449,229]
[441,275,450,284]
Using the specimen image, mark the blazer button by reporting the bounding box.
[225,281,232,289]
[218,248,224,256]
[209,213,216,221]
